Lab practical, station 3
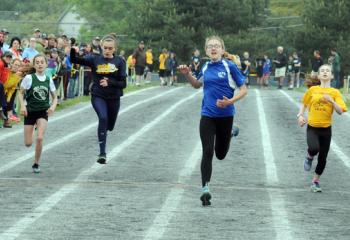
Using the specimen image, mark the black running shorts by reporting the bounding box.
[24,110,48,125]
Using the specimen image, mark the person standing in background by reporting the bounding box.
[273,46,287,89]
[132,41,146,86]
[330,48,341,89]
[311,50,323,77]
[145,47,153,84]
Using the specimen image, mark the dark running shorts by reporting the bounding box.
[24,110,48,125]
[135,65,145,76]
[159,69,165,78]
[146,64,153,72]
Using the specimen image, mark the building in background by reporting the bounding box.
[58,6,87,38]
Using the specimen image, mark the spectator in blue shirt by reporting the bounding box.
[22,38,39,62]
[178,35,247,206]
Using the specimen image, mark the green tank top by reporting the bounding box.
[26,74,51,112]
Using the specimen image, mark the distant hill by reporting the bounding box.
[269,0,304,16]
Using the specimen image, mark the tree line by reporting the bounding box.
[1,0,350,76]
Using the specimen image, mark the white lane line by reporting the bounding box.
[256,89,293,240]
[144,142,202,240]
[0,90,200,240]
[280,90,350,170]
[0,86,159,142]
[0,87,180,175]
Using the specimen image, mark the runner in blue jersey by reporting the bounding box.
[178,35,248,206]
[70,35,126,164]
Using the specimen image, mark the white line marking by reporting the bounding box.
[143,142,202,240]
[0,90,200,240]
[280,90,350,170]
[0,86,159,142]
[256,89,293,240]
[0,88,180,175]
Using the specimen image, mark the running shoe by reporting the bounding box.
[32,163,40,173]
[231,126,240,137]
[9,115,20,122]
[97,154,107,164]
[200,184,211,206]
[311,181,322,192]
[3,120,12,128]
[304,154,313,171]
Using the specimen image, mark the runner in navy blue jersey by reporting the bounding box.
[70,35,126,164]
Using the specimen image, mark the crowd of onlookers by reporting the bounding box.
[0,28,102,128]
[218,46,342,90]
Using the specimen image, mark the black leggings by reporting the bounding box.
[199,116,233,187]
[0,83,6,110]
[307,125,332,176]
[91,96,120,155]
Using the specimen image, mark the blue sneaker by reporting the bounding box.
[311,181,322,192]
[304,156,313,171]
[304,158,312,171]
[231,126,239,137]
[200,184,211,206]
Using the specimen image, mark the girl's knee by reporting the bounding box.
[203,148,214,158]
[216,152,227,160]
[36,137,43,144]
[308,147,319,156]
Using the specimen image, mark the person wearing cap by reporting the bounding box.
[22,38,39,61]
[132,40,146,86]
[1,28,10,52]
[33,28,41,38]
[47,34,57,49]
[92,36,102,55]
[0,31,10,54]
[0,51,12,126]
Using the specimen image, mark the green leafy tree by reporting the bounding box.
[295,0,350,74]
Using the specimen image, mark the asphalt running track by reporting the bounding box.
[0,86,349,240]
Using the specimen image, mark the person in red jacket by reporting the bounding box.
[0,51,12,125]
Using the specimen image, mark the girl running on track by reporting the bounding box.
[297,64,347,192]
[18,54,58,173]
[70,35,126,164]
[178,35,247,206]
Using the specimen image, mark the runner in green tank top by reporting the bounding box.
[18,54,58,173]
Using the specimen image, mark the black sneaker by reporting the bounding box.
[32,163,40,173]
[200,192,212,206]
[0,109,7,120]
[3,120,12,128]
[200,185,211,206]
[97,154,107,164]
[231,126,239,138]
